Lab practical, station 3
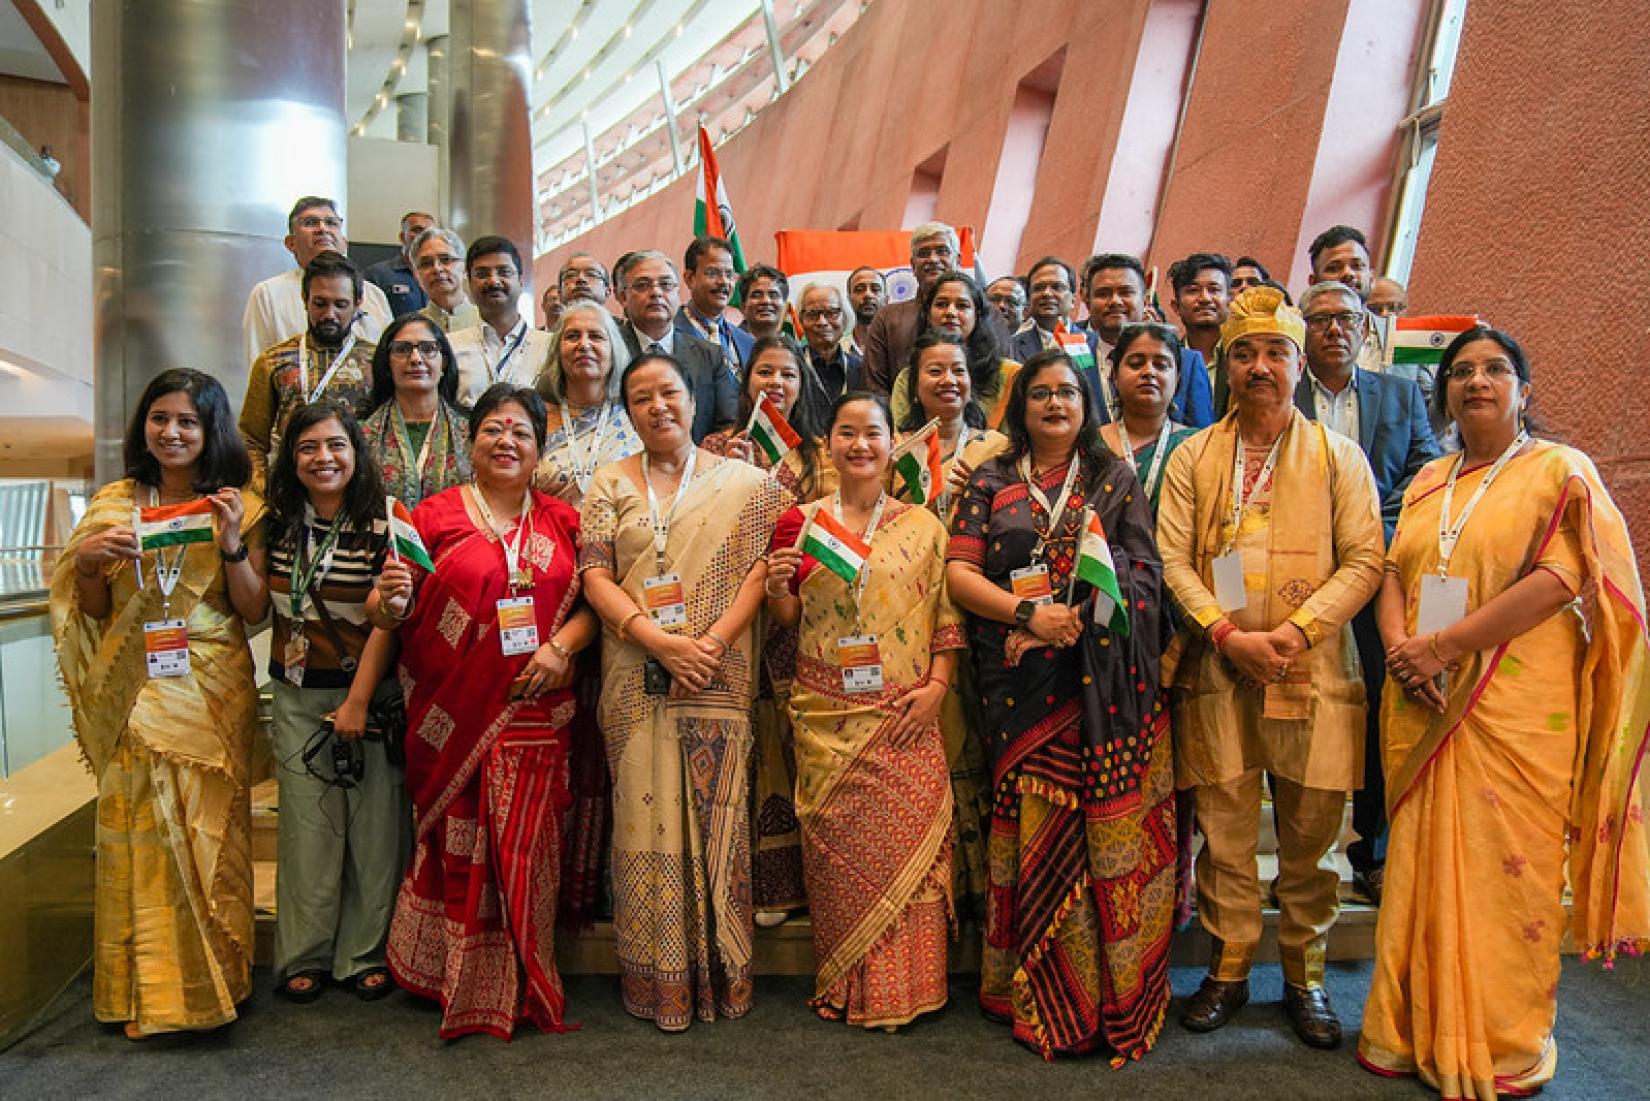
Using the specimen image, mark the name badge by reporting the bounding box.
[644,573,688,629]
[1010,565,1054,606]
[1417,574,1470,637]
[837,634,884,694]
[496,596,540,656]
[282,633,309,687]
[1211,551,1248,612]
[143,620,190,678]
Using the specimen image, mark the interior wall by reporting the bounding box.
[0,74,87,221]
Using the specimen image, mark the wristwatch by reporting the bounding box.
[1014,599,1035,627]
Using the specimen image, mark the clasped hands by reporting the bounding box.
[1219,623,1307,687]
[1004,603,1084,667]
[1384,631,1459,715]
[653,631,730,698]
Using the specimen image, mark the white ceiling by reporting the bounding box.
[0,2,67,85]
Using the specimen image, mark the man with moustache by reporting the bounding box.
[243,196,393,369]
[412,227,481,333]
[239,250,379,493]
[798,283,862,400]
[447,236,553,404]
[614,249,737,442]
[540,284,564,332]
[1157,286,1384,1050]
[844,265,885,356]
[364,210,434,316]
[985,275,1028,336]
[559,253,614,306]
[1080,253,1215,427]
[1008,257,1077,362]
[863,222,960,394]
[735,266,791,343]
[676,236,754,370]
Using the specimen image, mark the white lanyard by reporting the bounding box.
[1017,452,1082,559]
[831,490,887,613]
[289,507,344,620]
[642,447,698,574]
[1120,418,1172,499]
[297,332,359,405]
[484,320,529,384]
[1225,431,1285,554]
[470,483,533,589]
[146,487,188,617]
[1437,430,1528,575]
[560,401,612,494]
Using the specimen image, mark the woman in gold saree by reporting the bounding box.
[579,352,785,1031]
[52,369,269,1038]
[1358,328,1650,1098]
[766,392,962,1029]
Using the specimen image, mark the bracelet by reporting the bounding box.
[927,676,951,691]
[220,543,250,563]
[548,637,573,661]
[1427,632,1447,665]
[764,584,791,599]
[705,629,731,654]
[381,596,412,624]
[617,610,644,642]
[1210,621,1237,653]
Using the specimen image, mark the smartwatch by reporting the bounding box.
[1014,599,1035,627]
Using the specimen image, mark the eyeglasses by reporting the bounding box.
[627,278,678,295]
[696,267,736,281]
[297,215,342,231]
[1027,385,1082,403]
[913,245,954,261]
[416,253,461,270]
[1304,311,1364,331]
[801,308,843,322]
[1443,361,1518,383]
[388,340,441,359]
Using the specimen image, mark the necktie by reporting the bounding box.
[649,341,664,354]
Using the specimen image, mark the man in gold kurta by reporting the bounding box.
[1156,287,1383,1049]
[238,250,378,494]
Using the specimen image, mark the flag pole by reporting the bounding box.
[131,506,145,588]
[1066,504,1089,607]
[386,496,401,563]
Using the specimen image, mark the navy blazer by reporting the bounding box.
[1010,325,1051,365]
[1074,329,1215,428]
[363,255,427,317]
[674,306,755,370]
[620,322,739,443]
[1293,367,1441,540]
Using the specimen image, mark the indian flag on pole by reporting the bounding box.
[748,393,801,465]
[1054,320,1095,373]
[134,498,214,551]
[799,506,871,586]
[1390,315,1479,367]
[892,419,944,505]
[387,497,435,572]
[1075,508,1129,635]
[694,126,747,273]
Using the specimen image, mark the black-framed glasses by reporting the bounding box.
[388,340,441,358]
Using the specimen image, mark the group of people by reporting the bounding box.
[49,196,1649,1098]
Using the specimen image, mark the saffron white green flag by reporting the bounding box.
[387,497,435,572]
[891,420,944,505]
[1075,508,1128,635]
[748,393,801,465]
[134,498,214,551]
[694,126,747,274]
[1055,319,1095,373]
[1390,314,1479,366]
[800,507,871,586]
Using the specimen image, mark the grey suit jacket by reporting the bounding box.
[620,322,739,443]
[861,299,922,395]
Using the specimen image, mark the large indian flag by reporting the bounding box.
[694,125,747,275]
[1075,509,1129,635]
[134,498,214,551]
[1390,314,1479,367]
[774,228,981,316]
[799,507,871,586]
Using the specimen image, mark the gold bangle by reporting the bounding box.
[1428,632,1447,664]
[617,609,644,641]
[705,629,731,653]
[548,637,573,660]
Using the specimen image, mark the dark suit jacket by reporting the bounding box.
[620,322,739,443]
[1010,325,1052,364]
[363,255,427,317]
[674,306,755,370]
[862,299,922,395]
[1293,367,1441,540]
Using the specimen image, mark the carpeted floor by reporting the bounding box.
[4,958,1648,1100]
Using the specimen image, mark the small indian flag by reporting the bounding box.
[800,507,871,586]
[748,393,802,464]
[1390,315,1479,366]
[1055,320,1095,373]
[135,498,214,551]
[892,421,944,505]
[1075,509,1129,635]
[387,496,435,572]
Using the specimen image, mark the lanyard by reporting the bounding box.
[1225,431,1285,554]
[642,447,698,574]
[1437,430,1528,575]
[1017,452,1081,560]
[560,401,612,495]
[831,490,887,617]
[297,332,359,405]
[936,426,974,516]
[483,320,529,384]
[1119,418,1172,500]
[392,404,440,497]
[470,482,533,589]
[290,508,345,620]
[145,487,188,618]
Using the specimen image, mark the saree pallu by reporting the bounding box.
[387,487,583,1039]
[362,399,472,511]
[778,501,964,1026]
[533,401,642,509]
[579,454,785,1029]
[1359,443,1650,1099]
[950,453,1176,1062]
[50,480,264,1034]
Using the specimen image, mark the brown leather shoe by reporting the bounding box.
[1283,982,1343,1049]
[1180,976,1249,1033]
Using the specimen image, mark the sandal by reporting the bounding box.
[811,999,845,1022]
[351,967,395,1002]
[277,970,327,1004]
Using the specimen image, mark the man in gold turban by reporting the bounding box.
[1156,286,1384,1048]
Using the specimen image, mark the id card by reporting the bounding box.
[1010,565,1054,606]
[837,634,884,694]
[496,596,540,656]
[644,573,688,629]
[282,633,309,687]
[1417,574,1470,637]
[143,620,190,678]
[1211,551,1248,612]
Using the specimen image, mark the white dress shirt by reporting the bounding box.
[242,268,392,369]
[449,318,554,404]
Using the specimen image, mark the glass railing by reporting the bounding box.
[0,590,73,778]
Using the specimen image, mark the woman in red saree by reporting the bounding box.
[373,384,599,1039]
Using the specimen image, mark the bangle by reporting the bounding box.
[382,596,412,624]
[1428,631,1448,665]
[220,542,249,563]
[1210,621,1237,653]
[927,676,951,691]
[617,609,644,642]
[705,629,731,653]
[764,583,790,599]
[548,637,573,661]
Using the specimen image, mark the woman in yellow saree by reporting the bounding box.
[766,392,962,1029]
[51,369,269,1038]
[1358,329,1650,1098]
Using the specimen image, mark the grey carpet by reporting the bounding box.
[3,959,1647,1099]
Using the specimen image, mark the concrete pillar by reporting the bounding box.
[425,34,450,221]
[396,92,429,143]
[447,0,533,267]
[90,0,347,481]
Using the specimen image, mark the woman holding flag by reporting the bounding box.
[890,272,1018,431]
[361,314,471,510]
[1099,323,1196,514]
[764,392,963,1030]
[534,298,640,508]
[370,383,599,1039]
[945,349,1176,1061]
[702,335,832,501]
[52,368,267,1038]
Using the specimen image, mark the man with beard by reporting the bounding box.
[614,249,737,442]
[676,236,754,370]
[1080,252,1215,427]
[412,227,481,333]
[239,250,378,493]
[863,222,959,394]
[1307,225,1386,375]
[364,210,435,317]
[1008,257,1076,362]
[243,196,392,369]
[448,236,553,404]
[844,265,885,356]
[985,275,1027,336]
[1157,285,1383,1051]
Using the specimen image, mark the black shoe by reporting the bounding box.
[1283,983,1342,1049]
[1351,866,1384,906]
[1180,976,1249,1033]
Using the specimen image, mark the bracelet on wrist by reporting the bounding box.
[1210,621,1237,653]
[548,637,573,661]
[705,629,731,653]
[617,609,644,642]
[220,542,249,564]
